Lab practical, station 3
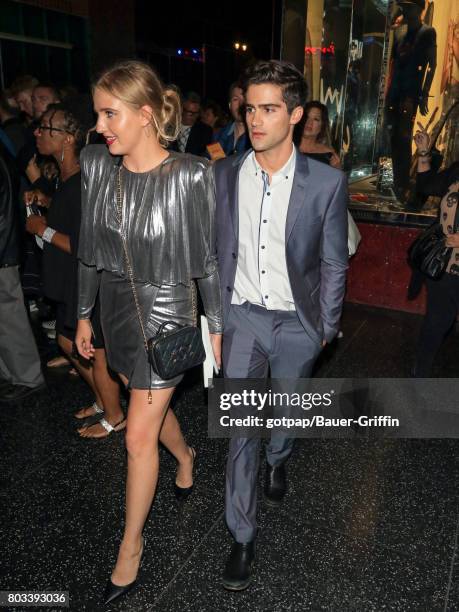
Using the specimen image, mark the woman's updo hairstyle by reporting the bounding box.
[94,60,181,146]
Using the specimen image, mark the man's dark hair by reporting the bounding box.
[228,81,242,101]
[241,60,308,114]
[34,82,61,101]
[184,91,201,105]
[202,99,222,116]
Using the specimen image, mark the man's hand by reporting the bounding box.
[25,214,47,236]
[414,122,430,152]
[446,233,459,248]
[75,319,95,359]
[209,333,222,370]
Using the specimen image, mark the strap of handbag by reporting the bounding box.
[114,164,198,400]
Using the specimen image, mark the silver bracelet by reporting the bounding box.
[42,226,56,243]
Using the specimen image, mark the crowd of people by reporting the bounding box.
[0,56,458,601]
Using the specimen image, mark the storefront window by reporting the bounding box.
[0,0,89,91]
[303,0,459,221]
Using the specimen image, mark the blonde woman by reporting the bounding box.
[75,60,222,604]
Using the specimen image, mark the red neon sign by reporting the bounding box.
[305,43,335,55]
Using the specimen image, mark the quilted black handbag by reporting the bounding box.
[147,321,206,380]
[408,222,451,280]
[116,166,206,385]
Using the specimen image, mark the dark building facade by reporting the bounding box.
[0,0,135,90]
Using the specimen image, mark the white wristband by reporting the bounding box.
[42,227,56,243]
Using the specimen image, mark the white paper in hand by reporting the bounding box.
[201,315,219,388]
[25,205,44,250]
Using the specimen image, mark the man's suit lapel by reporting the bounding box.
[185,124,197,154]
[227,149,252,240]
[286,151,310,243]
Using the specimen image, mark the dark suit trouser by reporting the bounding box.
[387,96,418,193]
[0,266,44,387]
[223,302,322,543]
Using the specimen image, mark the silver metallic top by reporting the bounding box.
[77,145,223,333]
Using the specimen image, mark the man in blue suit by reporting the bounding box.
[214,60,349,590]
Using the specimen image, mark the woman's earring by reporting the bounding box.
[61,145,65,163]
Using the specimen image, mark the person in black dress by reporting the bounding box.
[25,99,124,437]
[296,101,341,168]
[412,125,459,375]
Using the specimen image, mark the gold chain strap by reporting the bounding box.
[114,166,197,354]
[115,166,150,352]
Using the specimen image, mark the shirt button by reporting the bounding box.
[265,295,269,299]
[261,245,265,249]
[232,252,236,259]
[226,286,231,292]
[261,270,266,274]
[267,192,271,196]
[263,219,267,223]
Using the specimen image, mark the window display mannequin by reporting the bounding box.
[386,0,436,200]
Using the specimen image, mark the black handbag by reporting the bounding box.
[408,222,451,280]
[147,321,206,380]
[115,166,206,387]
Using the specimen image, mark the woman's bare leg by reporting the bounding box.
[58,334,103,406]
[159,407,194,487]
[78,348,124,437]
[119,374,193,484]
[111,386,175,586]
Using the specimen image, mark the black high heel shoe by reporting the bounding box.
[103,537,145,605]
[174,447,196,502]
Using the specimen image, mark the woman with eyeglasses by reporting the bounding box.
[25,98,125,438]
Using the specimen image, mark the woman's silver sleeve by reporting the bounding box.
[77,262,100,319]
[197,269,223,334]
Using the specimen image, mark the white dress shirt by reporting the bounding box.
[232,146,296,311]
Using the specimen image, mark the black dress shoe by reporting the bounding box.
[222,541,256,591]
[103,538,145,605]
[103,578,137,606]
[0,382,46,404]
[264,461,286,506]
[174,448,196,502]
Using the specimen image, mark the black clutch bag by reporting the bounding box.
[147,321,206,380]
[115,166,206,387]
[408,222,451,280]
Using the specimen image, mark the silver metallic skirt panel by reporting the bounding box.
[99,270,193,389]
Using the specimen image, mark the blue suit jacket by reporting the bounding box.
[213,148,349,345]
[214,122,249,156]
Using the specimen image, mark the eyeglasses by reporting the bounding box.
[36,125,72,135]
